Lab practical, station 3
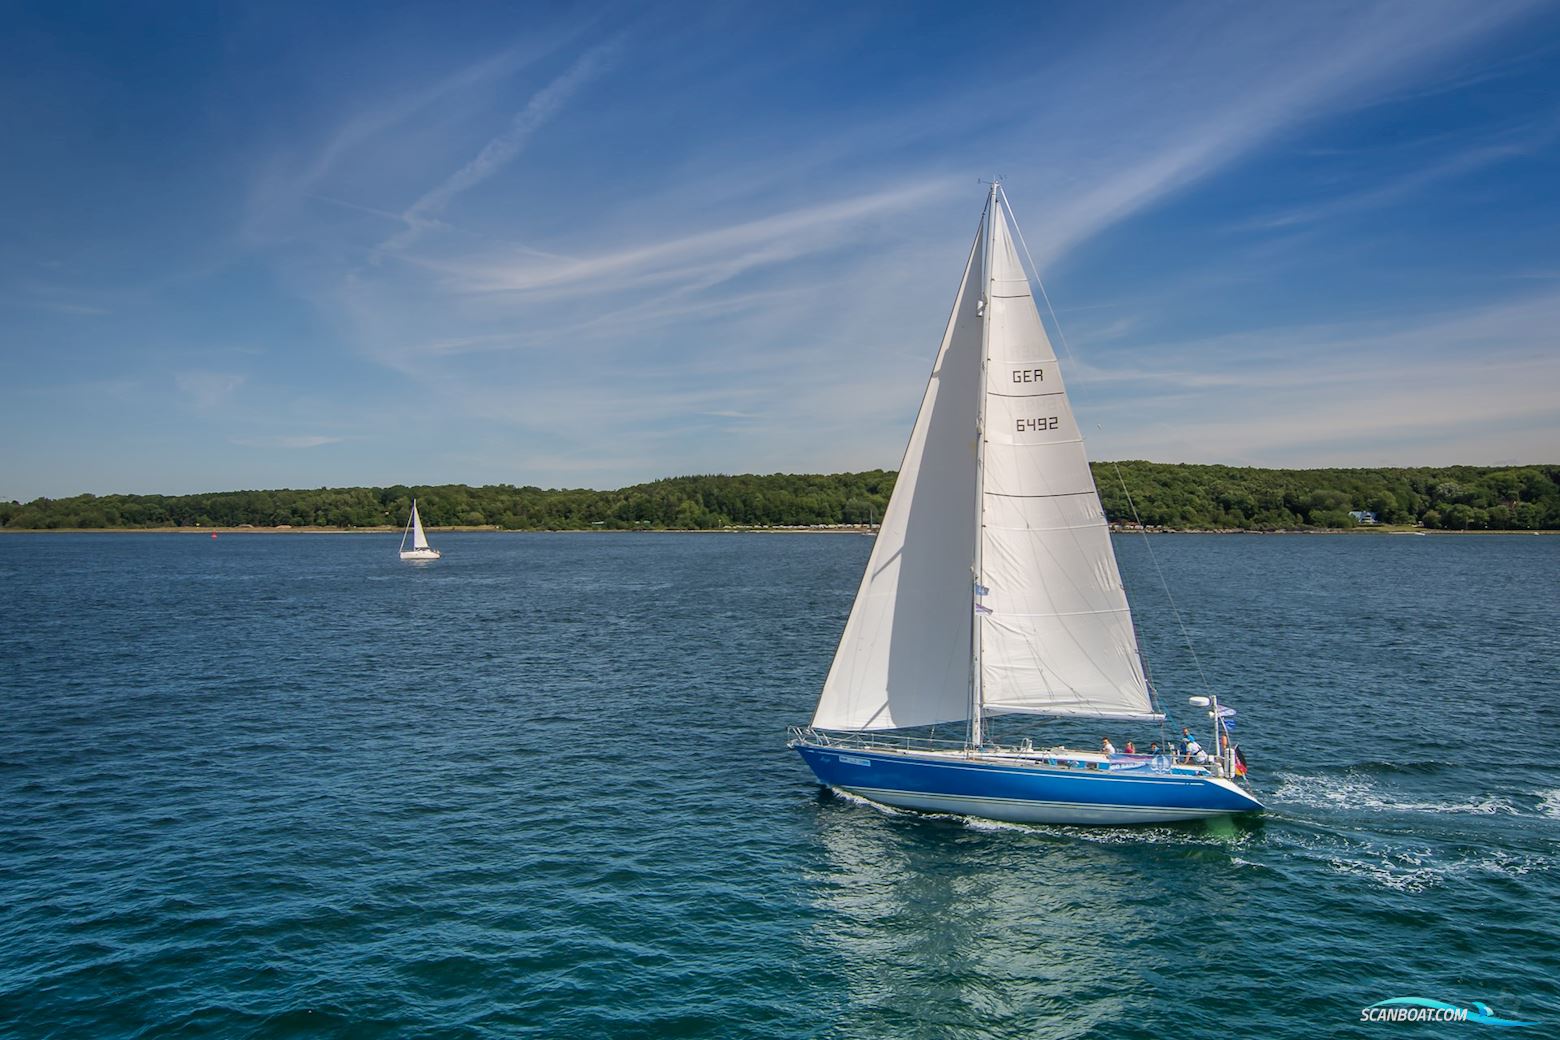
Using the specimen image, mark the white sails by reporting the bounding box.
[977,199,1155,721]
[400,499,440,559]
[811,189,1157,732]
[812,220,985,731]
[410,501,431,551]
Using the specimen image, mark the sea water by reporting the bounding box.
[2,532,1557,1038]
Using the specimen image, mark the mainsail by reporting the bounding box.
[811,189,1158,733]
[977,196,1155,721]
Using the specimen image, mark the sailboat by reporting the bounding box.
[398,499,441,561]
[788,185,1262,825]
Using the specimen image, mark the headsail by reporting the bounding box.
[977,198,1157,721]
[410,501,430,550]
[811,216,986,731]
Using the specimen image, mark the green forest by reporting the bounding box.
[3,463,1558,531]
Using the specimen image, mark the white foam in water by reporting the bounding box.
[1328,850,1444,893]
[958,815,1038,834]
[1316,836,1549,893]
[1476,849,1545,880]
[1273,771,1521,816]
[830,788,1247,844]
[831,790,1043,834]
[828,787,916,818]
[1539,789,1560,818]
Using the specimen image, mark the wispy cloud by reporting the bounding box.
[1077,287,1560,465]
[231,434,345,449]
[300,39,571,196]
[380,42,621,254]
[174,371,246,409]
[1007,2,1542,268]
[425,178,952,297]
[1237,130,1549,231]
[3,278,114,316]
[241,27,596,239]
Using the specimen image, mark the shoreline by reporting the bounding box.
[1,525,1553,536]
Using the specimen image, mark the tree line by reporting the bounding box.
[2,464,1557,531]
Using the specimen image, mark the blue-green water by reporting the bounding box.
[3,532,1557,1038]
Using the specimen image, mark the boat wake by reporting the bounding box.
[825,787,1256,845]
[825,786,918,818]
[1334,759,1458,777]
[1539,789,1560,819]
[1319,842,1548,893]
[1271,770,1521,817]
[827,786,1033,833]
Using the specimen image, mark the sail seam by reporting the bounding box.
[979,706,1168,722]
[986,607,1133,618]
[987,437,1086,446]
[986,522,1107,533]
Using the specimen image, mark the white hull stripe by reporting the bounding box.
[845,785,1236,822]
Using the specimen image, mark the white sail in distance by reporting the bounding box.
[410,501,430,550]
[812,190,1158,732]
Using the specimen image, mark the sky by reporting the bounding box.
[3,0,1559,500]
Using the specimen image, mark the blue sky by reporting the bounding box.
[3,1,1559,499]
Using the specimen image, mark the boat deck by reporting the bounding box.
[789,728,1218,779]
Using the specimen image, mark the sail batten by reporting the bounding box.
[985,491,1099,501]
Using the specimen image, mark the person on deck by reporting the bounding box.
[1124,740,1136,754]
[1181,729,1209,764]
[1101,738,1116,756]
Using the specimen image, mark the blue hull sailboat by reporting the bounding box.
[789,184,1262,826]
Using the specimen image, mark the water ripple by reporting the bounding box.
[1,532,1558,1037]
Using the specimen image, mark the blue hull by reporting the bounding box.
[794,742,1263,825]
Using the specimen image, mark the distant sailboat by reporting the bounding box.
[399,499,441,561]
[788,184,1262,825]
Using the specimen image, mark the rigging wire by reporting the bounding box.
[997,184,1215,714]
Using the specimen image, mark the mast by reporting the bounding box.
[969,181,997,749]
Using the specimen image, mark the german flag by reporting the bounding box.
[1233,746,1248,778]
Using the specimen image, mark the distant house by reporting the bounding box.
[1349,510,1379,525]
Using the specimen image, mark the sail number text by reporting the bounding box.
[1016,416,1060,432]
[1012,367,1045,383]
